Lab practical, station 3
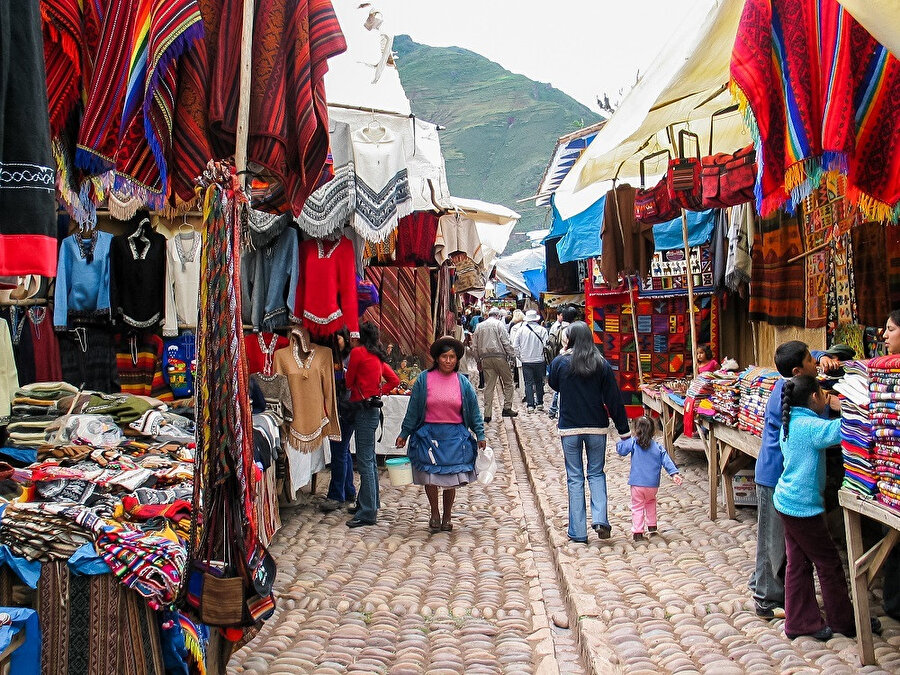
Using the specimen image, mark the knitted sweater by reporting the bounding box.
[548,353,631,438]
[163,231,202,336]
[399,370,485,442]
[616,438,679,487]
[293,236,359,338]
[773,407,842,517]
[53,232,113,329]
[110,219,167,329]
[345,347,399,401]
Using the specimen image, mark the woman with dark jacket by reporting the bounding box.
[548,321,631,543]
[396,337,485,532]
[345,322,400,528]
[321,329,355,512]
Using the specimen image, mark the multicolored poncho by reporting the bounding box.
[730,0,900,222]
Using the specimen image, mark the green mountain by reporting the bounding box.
[392,35,602,254]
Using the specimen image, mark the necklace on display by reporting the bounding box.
[257,332,280,376]
[77,230,98,263]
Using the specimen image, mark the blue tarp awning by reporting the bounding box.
[548,193,606,263]
[651,209,716,251]
[522,267,547,298]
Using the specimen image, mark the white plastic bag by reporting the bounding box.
[475,445,496,484]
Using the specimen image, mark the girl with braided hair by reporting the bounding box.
[774,375,856,640]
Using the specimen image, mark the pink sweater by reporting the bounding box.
[424,370,464,424]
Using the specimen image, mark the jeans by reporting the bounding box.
[548,391,560,416]
[482,356,514,414]
[326,416,356,502]
[560,433,608,540]
[779,511,854,636]
[750,484,786,610]
[630,486,658,533]
[522,361,545,408]
[353,406,381,522]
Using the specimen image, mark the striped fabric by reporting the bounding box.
[363,267,434,361]
[115,333,174,402]
[209,0,346,215]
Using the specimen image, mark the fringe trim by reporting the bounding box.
[53,139,110,227]
[784,157,824,205]
[849,186,900,224]
[286,421,328,453]
[108,191,143,221]
[351,197,413,243]
[112,173,166,211]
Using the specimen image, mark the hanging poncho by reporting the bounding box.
[0,0,57,277]
[730,0,900,221]
[350,126,413,243]
[296,122,356,238]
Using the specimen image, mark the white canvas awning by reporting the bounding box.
[450,197,521,269]
[493,247,544,297]
[554,0,748,219]
[837,1,900,59]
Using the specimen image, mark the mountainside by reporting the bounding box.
[392,36,602,254]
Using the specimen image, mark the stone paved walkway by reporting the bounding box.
[229,394,900,674]
[512,405,900,674]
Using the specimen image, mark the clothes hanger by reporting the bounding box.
[178,214,194,239]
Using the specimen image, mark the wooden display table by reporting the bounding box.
[702,421,761,521]
[839,490,900,666]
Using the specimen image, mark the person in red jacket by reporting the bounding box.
[345,322,400,527]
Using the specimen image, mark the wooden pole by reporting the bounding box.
[682,209,699,378]
[234,0,256,189]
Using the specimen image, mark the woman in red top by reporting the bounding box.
[345,322,400,527]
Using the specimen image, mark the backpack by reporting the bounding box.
[544,330,562,365]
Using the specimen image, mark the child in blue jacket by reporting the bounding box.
[616,416,683,541]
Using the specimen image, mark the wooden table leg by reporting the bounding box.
[720,446,736,520]
[660,403,673,457]
[708,425,718,520]
[842,506,874,665]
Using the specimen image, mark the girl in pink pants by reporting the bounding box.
[616,416,683,541]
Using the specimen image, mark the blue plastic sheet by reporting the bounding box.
[651,210,716,251]
[522,267,547,299]
[68,543,111,576]
[0,447,37,464]
[0,607,40,675]
[550,194,606,263]
[0,546,40,589]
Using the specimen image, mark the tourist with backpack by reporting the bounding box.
[512,310,548,412]
[547,306,577,419]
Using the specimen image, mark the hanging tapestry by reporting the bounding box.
[748,214,806,328]
[826,233,857,335]
[363,267,433,363]
[851,221,900,329]
[585,290,718,409]
[730,0,900,222]
[642,243,715,297]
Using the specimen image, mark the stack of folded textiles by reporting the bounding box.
[866,355,900,513]
[710,372,740,426]
[834,360,877,497]
[737,366,780,437]
[5,382,79,448]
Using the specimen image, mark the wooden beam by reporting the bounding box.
[234,0,256,189]
[681,210,699,377]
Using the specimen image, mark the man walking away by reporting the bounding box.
[547,306,577,419]
[513,310,549,412]
[472,307,518,422]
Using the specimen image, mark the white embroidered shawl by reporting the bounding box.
[296,122,356,238]
[434,213,484,266]
[350,126,412,242]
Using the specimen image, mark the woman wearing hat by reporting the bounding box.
[396,336,486,532]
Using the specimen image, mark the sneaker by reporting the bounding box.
[593,524,612,540]
[536,404,544,411]
[526,406,535,414]
[319,499,342,512]
[501,409,518,418]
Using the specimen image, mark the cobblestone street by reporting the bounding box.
[229,396,900,674]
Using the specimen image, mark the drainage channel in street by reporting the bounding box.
[500,418,588,675]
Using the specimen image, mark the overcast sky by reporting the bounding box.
[375,0,699,112]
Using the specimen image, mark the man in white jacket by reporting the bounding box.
[512,310,548,412]
[472,307,518,422]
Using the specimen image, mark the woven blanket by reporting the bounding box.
[362,267,433,361]
[209,0,346,215]
[748,213,806,328]
[730,0,900,221]
[351,127,412,242]
[75,0,204,210]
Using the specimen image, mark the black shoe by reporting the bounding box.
[501,409,518,418]
[647,525,658,533]
[786,626,832,641]
[319,499,342,512]
[347,504,360,514]
[347,518,376,528]
[593,524,612,540]
[843,617,883,638]
[633,533,645,542]
[483,416,492,423]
